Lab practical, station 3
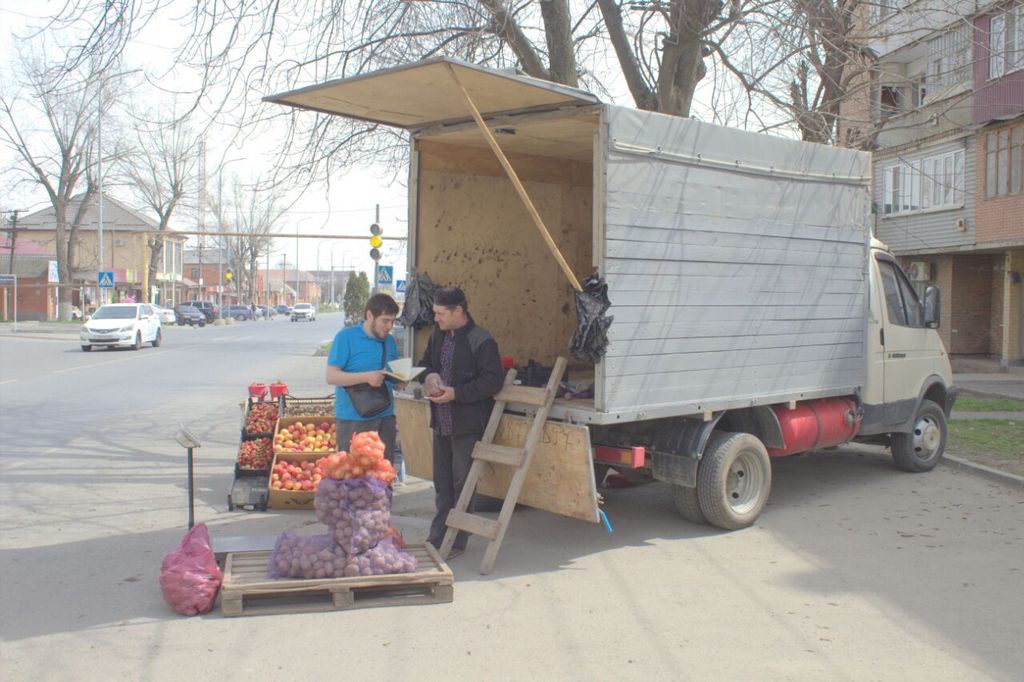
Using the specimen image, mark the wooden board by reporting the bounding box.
[394,395,434,480]
[220,544,453,617]
[413,139,594,370]
[394,396,600,523]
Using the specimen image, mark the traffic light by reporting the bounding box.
[369,223,382,261]
[225,268,233,282]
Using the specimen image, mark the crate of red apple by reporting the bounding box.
[273,417,337,454]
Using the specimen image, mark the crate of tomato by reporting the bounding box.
[236,437,273,478]
[242,399,279,438]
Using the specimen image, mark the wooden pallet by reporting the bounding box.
[220,544,453,617]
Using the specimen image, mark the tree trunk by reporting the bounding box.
[539,0,577,87]
[657,0,721,117]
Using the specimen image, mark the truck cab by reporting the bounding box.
[860,238,956,471]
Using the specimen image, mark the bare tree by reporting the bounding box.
[121,113,200,302]
[0,53,111,320]
[207,173,286,305]
[40,0,764,189]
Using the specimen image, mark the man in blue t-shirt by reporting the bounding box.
[326,293,402,462]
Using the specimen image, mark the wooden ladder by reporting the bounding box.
[440,356,568,575]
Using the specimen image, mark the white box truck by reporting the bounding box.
[268,58,957,530]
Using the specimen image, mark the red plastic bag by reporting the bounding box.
[159,523,222,616]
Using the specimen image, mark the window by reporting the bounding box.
[878,259,924,328]
[879,85,907,116]
[871,0,897,24]
[986,123,1024,197]
[882,148,966,215]
[190,267,200,279]
[927,25,970,90]
[990,5,1024,80]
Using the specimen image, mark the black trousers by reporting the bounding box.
[428,432,480,551]
[335,415,397,464]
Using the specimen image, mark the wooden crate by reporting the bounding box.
[266,452,322,510]
[220,544,453,617]
[273,416,337,455]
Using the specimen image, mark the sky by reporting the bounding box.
[0,1,410,281]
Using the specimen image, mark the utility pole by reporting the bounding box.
[295,226,300,302]
[372,204,380,291]
[6,210,17,275]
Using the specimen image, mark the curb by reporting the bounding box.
[942,454,1024,491]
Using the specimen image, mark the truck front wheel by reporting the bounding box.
[697,432,772,530]
[891,399,946,473]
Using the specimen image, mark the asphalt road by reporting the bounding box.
[1,316,1022,681]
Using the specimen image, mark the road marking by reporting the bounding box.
[51,353,152,374]
[0,378,15,385]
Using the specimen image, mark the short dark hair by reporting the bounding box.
[434,286,467,313]
[365,293,399,318]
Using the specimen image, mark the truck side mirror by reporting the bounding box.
[923,286,940,329]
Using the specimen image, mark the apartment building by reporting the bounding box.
[840,0,1023,366]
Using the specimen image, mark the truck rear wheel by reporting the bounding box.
[891,399,946,473]
[697,431,772,530]
[672,485,706,525]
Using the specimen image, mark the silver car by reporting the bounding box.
[290,303,316,322]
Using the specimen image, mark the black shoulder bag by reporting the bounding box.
[344,341,390,417]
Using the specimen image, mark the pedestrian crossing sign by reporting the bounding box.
[396,280,406,294]
[376,265,393,284]
[98,271,115,288]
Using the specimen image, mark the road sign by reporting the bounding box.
[0,274,15,285]
[376,265,393,285]
[48,260,59,283]
[98,271,115,288]
[395,279,406,294]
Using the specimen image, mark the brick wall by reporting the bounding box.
[990,257,1006,356]
[975,121,1024,244]
[951,254,996,354]
[933,254,954,351]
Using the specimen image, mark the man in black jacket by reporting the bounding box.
[419,287,504,555]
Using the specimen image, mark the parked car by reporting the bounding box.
[275,304,292,315]
[187,300,220,322]
[151,303,177,325]
[256,304,273,318]
[80,303,162,351]
[174,304,207,327]
[290,302,316,322]
[225,304,253,321]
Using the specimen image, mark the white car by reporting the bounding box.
[150,303,177,325]
[290,303,316,322]
[80,303,163,351]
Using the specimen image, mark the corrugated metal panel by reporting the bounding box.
[874,136,975,253]
[599,107,870,415]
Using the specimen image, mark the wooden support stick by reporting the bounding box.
[447,63,583,293]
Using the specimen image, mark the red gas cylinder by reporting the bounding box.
[766,397,861,458]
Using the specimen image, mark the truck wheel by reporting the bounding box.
[672,485,706,525]
[697,431,772,530]
[891,399,947,473]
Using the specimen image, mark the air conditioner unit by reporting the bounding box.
[907,261,931,282]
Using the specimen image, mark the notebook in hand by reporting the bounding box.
[385,357,426,382]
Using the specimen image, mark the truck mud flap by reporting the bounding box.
[649,414,723,488]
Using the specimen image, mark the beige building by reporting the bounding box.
[15,193,187,312]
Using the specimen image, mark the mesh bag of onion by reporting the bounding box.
[314,477,393,556]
